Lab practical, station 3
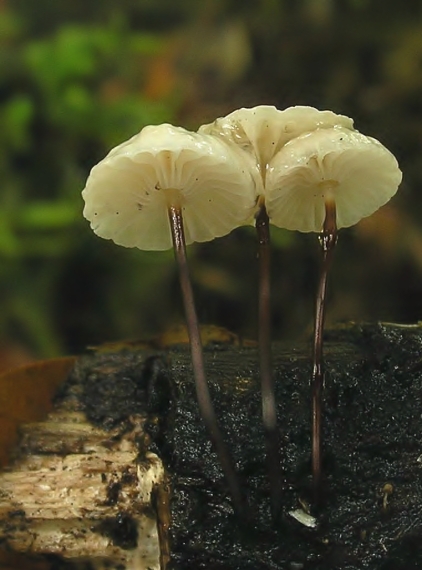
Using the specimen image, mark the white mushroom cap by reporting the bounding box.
[82,123,257,250]
[265,126,402,232]
[199,105,354,192]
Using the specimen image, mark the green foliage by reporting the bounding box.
[0,9,177,356]
[23,23,170,146]
[1,0,421,358]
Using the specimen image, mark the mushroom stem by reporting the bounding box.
[255,202,282,522]
[168,205,247,519]
[311,198,337,499]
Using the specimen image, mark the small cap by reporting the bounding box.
[199,105,354,191]
[265,126,402,232]
[82,123,257,250]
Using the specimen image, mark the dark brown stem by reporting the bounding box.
[168,205,247,519]
[311,200,338,500]
[255,202,282,522]
[153,482,171,570]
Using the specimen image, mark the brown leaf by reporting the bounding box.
[0,357,75,468]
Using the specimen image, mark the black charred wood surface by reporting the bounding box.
[58,323,422,570]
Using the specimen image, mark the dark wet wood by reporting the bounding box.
[1,322,422,569]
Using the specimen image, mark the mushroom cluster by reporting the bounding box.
[200,106,402,507]
[82,105,402,521]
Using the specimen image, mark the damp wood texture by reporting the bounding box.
[1,322,422,570]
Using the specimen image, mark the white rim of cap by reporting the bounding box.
[82,124,257,250]
[265,126,403,232]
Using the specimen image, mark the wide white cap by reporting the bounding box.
[265,126,402,232]
[199,105,354,193]
[82,124,257,250]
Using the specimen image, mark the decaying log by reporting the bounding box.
[1,323,422,569]
[0,355,170,570]
[0,411,165,569]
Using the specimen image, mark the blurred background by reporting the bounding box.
[0,0,421,369]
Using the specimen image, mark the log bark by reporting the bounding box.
[1,323,422,569]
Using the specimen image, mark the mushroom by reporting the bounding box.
[265,125,402,496]
[82,123,257,517]
[200,105,354,193]
[200,105,353,518]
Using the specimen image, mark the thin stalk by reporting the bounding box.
[311,199,337,499]
[255,202,282,522]
[168,205,247,519]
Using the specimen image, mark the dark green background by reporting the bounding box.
[0,0,419,360]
